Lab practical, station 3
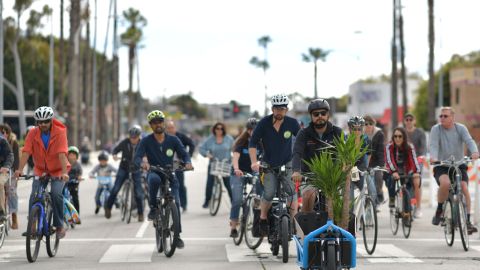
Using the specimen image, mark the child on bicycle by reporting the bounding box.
[66,146,83,214]
[89,151,117,214]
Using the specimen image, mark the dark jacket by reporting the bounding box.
[368,128,385,168]
[175,131,195,157]
[292,121,343,173]
[0,136,14,169]
[112,138,139,171]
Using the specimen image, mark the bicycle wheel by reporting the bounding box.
[46,205,60,257]
[244,198,264,249]
[26,206,42,263]
[389,199,399,235]
[209,177,222,216]
[402,190,412,238]
[0,222,6,248]
[443,199,454,246]
[457,198,469,251]
[163,201,180,257]
[126,183,133,224]
[233,203,245,245]
[362,197,378,254]
[280,215,290,263]
[155,214,164,253]
[119,186,127,221]
[326,243,337,270]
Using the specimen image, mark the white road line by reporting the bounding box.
[358,244,422,263]
[471,245,480,252]
[6,237,231,243]
[0,245,24,263]
[135,220,149,238]
[99,244,153,263]
[225,244,259,262]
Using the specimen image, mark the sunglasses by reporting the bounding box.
[150,119,164,125]
[439,114,450,119]
[37,120,51,125]
[311,111,328,117]
[365,122,374,126]
[215,127,224,130]
[393,135,403,139]
[352,128,363,132]
[404,118,413,122]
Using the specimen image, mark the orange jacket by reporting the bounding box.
[23,118,71,177]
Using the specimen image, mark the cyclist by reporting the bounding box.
[89,151,117,214]
[199,122,234,208]
[363,115,386,206]
[66,146,83,214]
[14,106,71,239]
[430,107,478,234]
[292,99,343,213]
[0,131,14,222]
[135,110,193,248]
[104,126,145,221]
[385,127,421,212]
[403,112,427,218]
[166,120,196,213]
[249,94,300,236]
[229,118,262,237]
[0,123,19,228]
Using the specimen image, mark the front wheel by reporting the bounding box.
[209,177,222,216]
[280,216,290,263]
[457,198,469,251]
[244,198,264,249]
[362,197,378,254]
[155,215,163,253]
[443,199,455,246]
[46,206,60,257]
[163,202,180,257]
[326,243,337,270]
[0,221,6,248]
[402,190,412,239]
[233,204,245,246]
[26,206,42,263]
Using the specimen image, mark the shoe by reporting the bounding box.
[104,208,112,219]
[115,202,120,209]
[56,227,66,239]
[202,201,209,209]
[182,208,187,213]
[230,228,239,238]
[177,237,185,249]
[377,194,385,205]
[11,213,18,230]
[147,209,157,221]
[95,205,100,214]
[413,209,423,219]
[22,231,27,237]
[467,221,478,235]
[388,197,395,208]
[432,209,443,226]
[259,219,269,236]
[0,211,5,222]
[138,214,144,222]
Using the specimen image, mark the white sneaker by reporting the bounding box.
[414,209,423,219]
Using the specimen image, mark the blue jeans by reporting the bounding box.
[29,179,65,228]
[6,177,18,213]
[148,171,182,232]
[95,182,113,206]
[205,162,232,204]
[175,171,187,210]
[106,168,144,214]
[229,174,264,221]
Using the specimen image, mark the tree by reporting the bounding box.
[120,7,147,126]
[391,0,399,132]
[398,1,408,114]
[427,0,435,127]
[67,0,81,146]
[302,48,330,99]
[57,0,65,114]
[168,93,206,119]
[250,35,271,116]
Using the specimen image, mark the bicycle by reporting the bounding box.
[209,158,231,216]
[389,174,414,238]
[232,171,264,248]
[94,175,113,211]
[353,166,386,255]
[22,175,60,263]
[432,156,472,251]
[141,171,150,208]
[0,171,11,249]
[119,165,138,224]
[149,162,192,257]
[62,180,81,230]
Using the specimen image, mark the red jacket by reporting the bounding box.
[23,119,71,177]
[384,142,420,175]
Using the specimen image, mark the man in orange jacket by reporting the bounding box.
[14,106,70,239]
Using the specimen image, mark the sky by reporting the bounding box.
[4,0,480,113]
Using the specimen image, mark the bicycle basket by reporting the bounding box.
[97,176,112,185]
[210,160,232,177]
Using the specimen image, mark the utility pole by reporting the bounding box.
[48,9,54,107]
[91,0,98,151]
[0,0,4,122]
[391,0,399,132]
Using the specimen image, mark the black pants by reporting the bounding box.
[67,183,80,214]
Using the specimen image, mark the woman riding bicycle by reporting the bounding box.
[229,118,263,237]
[385,127,421,208]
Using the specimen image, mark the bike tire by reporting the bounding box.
[46,205,60,257]
[0,222,6,249]
[244,198,264,250]
[362,197,378,255]
[155,215,164,253]
[402,190,412,239]
[163,202,180,257]
[457,198,469,251]
[120,186,127,221]
[326,243,337,270]
[209,177,222,216]
[443,199,455,246]
[390,194,400,235]
[233,204,245,246]
[26,206,42,263]
[126,183,133,224]
[280,215,289,263]
[271,242,279,256]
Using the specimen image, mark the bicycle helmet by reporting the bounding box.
[98,151,109,161]
[147,110,165,122]
[68,146,80,156]
[128,125,142,137]
[246,118,258,130]
[34,106,54,121]
[271,94,289,107]
[308,99,330,113]
[348,116,365,128]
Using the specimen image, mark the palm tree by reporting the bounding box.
[57,0,65,114]
[302,48,330,99]
[120,7,147,126]
[250,35,271,116]
[391,0,399,132]
[67,0,81,146]
[427,0,435,127]
[398,2,408,114]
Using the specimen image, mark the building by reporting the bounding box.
[450,66,480,141]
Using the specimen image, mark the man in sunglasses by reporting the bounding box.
[364,115,386,206]
[403,112,426,218]
[292,99,343,213]
[430,107,478,234]
[14,106,71,239]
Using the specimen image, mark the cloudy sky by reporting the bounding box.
[4,0,480,113]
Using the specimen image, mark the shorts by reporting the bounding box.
[433,164,468,185]
[262,164,297,202]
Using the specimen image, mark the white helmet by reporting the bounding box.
[271,94,289,107]
[34,106,54,121]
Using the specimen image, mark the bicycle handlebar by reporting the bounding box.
[431,156,473,168]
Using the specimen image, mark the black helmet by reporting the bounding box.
[128,125,142,137]
[308,99,330,114]
[246,118,258,130]
[348,116,365,128]
[98,151,109,161]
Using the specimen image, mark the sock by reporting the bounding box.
[437,203,443,212]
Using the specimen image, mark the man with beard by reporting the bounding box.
[249,94,301,236]
[134,110,193,248]
[292,99,343,213]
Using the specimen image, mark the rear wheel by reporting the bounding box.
[280,216,290,263]
[233,204,245,246]
[26,206,42,263]
[163,202,180,257]
[209,177,222,216]
[402,190,412,238]
[46,205,60,257]
[443,199,454,246]
[457,198,469,251]
[244,198,264,249]
[326,243,337,270]
[362,197,378,254]
[0,222,6,248]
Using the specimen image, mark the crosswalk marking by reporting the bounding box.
[225,244,258,262]
[357,244,422,263]
[99,244,153,263]
[471,246,480,252]
[135,220,149,238]
[0,245,25,263]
